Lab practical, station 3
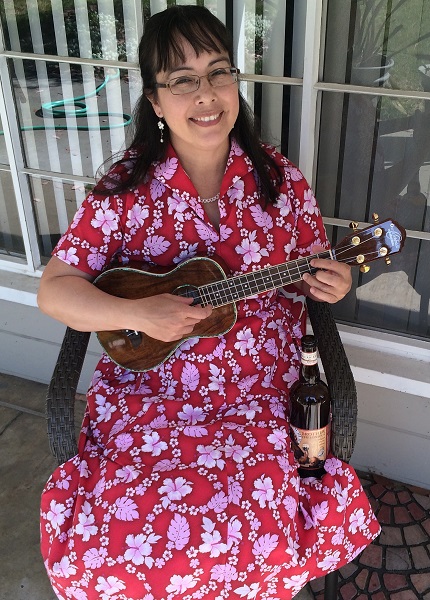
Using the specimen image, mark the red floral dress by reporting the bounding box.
[40,140,380,600]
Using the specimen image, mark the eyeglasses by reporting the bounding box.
[155,67,240,95]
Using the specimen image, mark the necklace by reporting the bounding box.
[200,193,220,204]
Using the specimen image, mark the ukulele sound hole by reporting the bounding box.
[123,329,142,348]
[174,285,203,306]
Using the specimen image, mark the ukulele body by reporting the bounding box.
[94,256,237,371]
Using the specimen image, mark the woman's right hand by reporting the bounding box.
[38,256,212,339]
[131,294,212,342]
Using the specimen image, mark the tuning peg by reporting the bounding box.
[349,221,359,232]
[372,213,379,224]
[360,264,370,273]
[385,257,391,265]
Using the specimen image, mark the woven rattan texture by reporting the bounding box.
[46,328,90,464]
[307,299,358,463]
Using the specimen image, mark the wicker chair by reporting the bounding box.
[46,298,357,600]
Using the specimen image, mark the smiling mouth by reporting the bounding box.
[191,112,223,124]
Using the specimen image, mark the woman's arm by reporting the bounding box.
[37,256,212,342]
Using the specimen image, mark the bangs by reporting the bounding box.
[155,21,230,73]
[140,6,234,91]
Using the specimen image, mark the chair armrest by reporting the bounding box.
[46,327,90,464]
[306,298,357,462]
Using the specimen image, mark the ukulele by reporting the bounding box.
[94,217,406,372]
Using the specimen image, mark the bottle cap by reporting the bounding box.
[301,335,317,351]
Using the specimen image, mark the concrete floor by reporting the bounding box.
[0,372,313,600]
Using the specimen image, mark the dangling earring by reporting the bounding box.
[158,118,165,143]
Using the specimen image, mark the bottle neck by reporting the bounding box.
[300,349,320,382]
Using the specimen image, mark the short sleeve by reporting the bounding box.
[52,159,135,276]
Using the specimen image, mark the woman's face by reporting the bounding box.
[149,40,240,160]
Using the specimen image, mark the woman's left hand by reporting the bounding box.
[300,245,352,304]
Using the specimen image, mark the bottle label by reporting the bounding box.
[290,422,331,469]
[301,350,318,366]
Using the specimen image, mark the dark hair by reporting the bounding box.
[97,5,282,206]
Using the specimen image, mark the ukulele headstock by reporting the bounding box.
[334,215,406,271]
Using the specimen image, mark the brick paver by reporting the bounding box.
[309,471,430,599]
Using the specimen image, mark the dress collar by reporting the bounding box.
[150,139,255,203]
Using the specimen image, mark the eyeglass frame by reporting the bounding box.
[154,67,240,95]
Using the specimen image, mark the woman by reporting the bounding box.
[38,6,380,599]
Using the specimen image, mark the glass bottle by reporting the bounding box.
[289,335,331,478]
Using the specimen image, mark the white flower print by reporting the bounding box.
[158,477,193,501]
[95,394,117,423]
[197,444,225,469]
[234,327,257,357]
[124,532,161,567]
[237,373,259,392]
[46,499,71,532]
[75,501,98,541]
[70,204,85,228]
[168,194,188,221]
[332,527,345,545]
[236,400,262,420]
[166,574,199,595]
[115,465,141,483]
[210,563,238,583]
[283,571,309,593]
[114,432,134,452]
[95,575,126,599]
[90,199,118,235]
[199,517,228,557]
[219,224,234,241]
[126,203,149,228]
[235,231,269,265]
[141,431,168,456]
[223,435,251,463]
[317,550,341,571]
[252,475,275,508]
[52,556,77,579]
[349,508,367,534]
[64,586,88,600]
[233,582,261,599]
[334,480,349,512]
[303,188,318,215]
[267,427,288,450]
[208,364,226,393]
[227,177,244,202]
[275,192,291,217]
[227,517,243,548]
[287,164,303,181]
[57,247,79,266]
[178,404,205,424]
[324,457,344,476]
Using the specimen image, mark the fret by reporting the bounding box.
[196,251,331,307]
